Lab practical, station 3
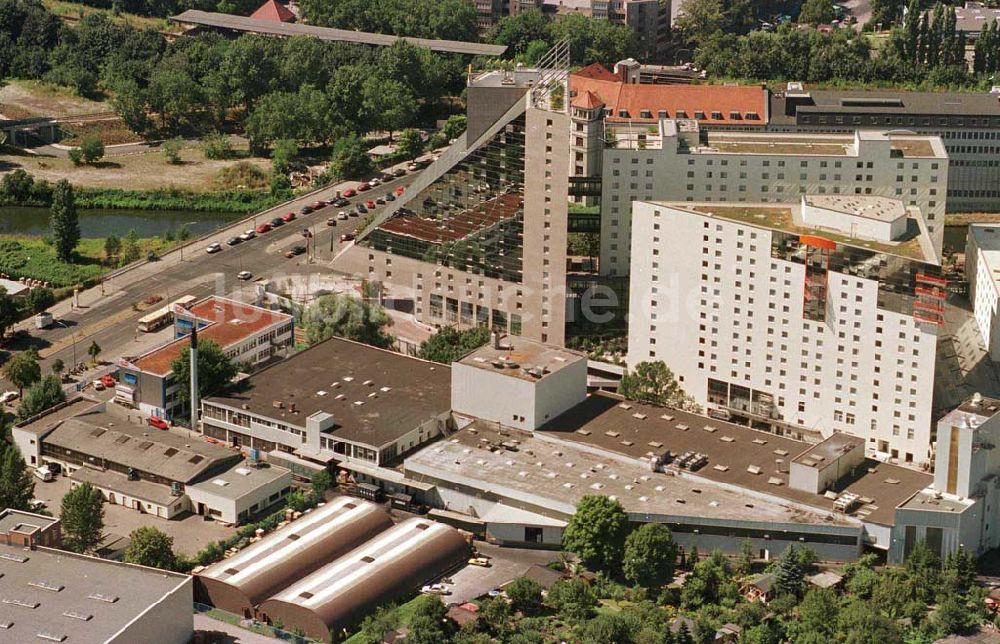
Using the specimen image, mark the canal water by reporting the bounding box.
[0,206,242,238]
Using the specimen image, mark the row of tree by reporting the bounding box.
[900,1,967,71]
[487,9,637,66]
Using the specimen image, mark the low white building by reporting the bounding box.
[187,460,292,524]
[628,197,944,466]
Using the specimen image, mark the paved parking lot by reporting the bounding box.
[31,474,235,556]
[442,542,562,604]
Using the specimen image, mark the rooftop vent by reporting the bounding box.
[27,582,62,592]
[87,594,118,604]
[62,611,92,622]
[36,632,66,642]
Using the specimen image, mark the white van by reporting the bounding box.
[34,466,54,482]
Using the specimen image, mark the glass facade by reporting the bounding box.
[362,114,527,283]
[770,231,944,322]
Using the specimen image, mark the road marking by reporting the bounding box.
[38,306,142,359]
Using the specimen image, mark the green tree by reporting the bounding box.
[200,132,234,160]
[0,288,17,340]
[836,598,903,643]
[619,361,698,410]
[488,9,550,56]
[932,595,975,638]
[79,136,105,165]
[397,128,424,160]
[271,138,298,175]
[418,326,491,364]
[60,482,105,553]
[582,613,634,644]
[170,340,238,412]
[121,229,142,264]
[476,596,512,636]
[0,441,35,512]
[546,578,596,621]
[162,137,183,165]
[787,587,839,641]
[25,287,54,314]
[942,546,977,596]
[104,234,122,264]
[735,538,755,576]
[548,13,635,66]
[623,523,678,588]
[5,351,41,397]
[798,0,835,24]
[51,358,65,379]
[68,147,84,166]
[50,179,80,263]
[563,495,630,572]
[772,544,806,597]
[506,576,543,614]
[442,114,467,140]
[1,169,35,202]
[303,293,393,349]
[109,78,152,134]
[362,75,417,140]
[327,133,374,180]
[123,526,178,570]
[311,469,332,496]
[87,340,102,364]
[18,375,66,420]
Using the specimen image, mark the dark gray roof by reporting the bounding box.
[0,510,58,538]
[170,10,507,56]
[205,337,451,449]
[45,409,238,483]
[0,544,190,643]
[770,89,1000,126]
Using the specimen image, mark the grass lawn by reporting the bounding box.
[0,146,272,192]
[0,235,178,288]
[0,79,110,119]
[42,0,179,33]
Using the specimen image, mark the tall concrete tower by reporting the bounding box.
[189,323,199,427]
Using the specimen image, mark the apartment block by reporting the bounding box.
[333,62,572,345]
[601,121,949,276]
[628,197,946,466]
[966,224,1000,362]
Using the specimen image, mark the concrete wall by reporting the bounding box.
[187,471,292,524]
[71,478,189,520]
[452,362,540,431]
[12,427,42,468]
[486,521,564,547]
[109,575,193,644]
[533,357,588,428]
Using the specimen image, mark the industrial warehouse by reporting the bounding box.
[195,498,468,641]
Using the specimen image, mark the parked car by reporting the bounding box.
[334,197,349,207]
[100,375,115,389]
[34,466,55,482]
[421,584,450,595]
[385,193,395,202]
[0,391,19,404]
[376,196,386,205]
[282,211,297,222]
[355,204,368,214]
[369,177,381,186]
[206,242,222,254]
[338,211,349,220]
[365,200,376,209]
[311,201,325,210]
[256,223,273,234]
[92,379,106,391]
[237,270,253,280]
[407,163,420,172]
[392,168,406,177]
[28,499,45,511]
[468,557,491,567]
[357,182,371,192]
[326,217,338,226]
[285,245,306,258]
[147,416,169,430]
[342,188,357,197]
[226,236,242,246]
[395,186,405,196]
[240,229,256,241]
[270,217,285,227]
[340,233,356,243]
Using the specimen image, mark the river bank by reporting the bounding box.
[0,206,242,238]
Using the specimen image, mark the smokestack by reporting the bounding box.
[190,324,199,429]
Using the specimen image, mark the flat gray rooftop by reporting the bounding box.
[13,397,99,438]
[0,510,58,538]
[770,89,1000,126]
[406,422,855,527]
[535,393,931,526]
[45,407,237,484]
[791,433,865,469]
[170,10,507,56]
[205,337,451,449]
[187,461,289,501]
[0,544,189,642]
[458,336,586,382]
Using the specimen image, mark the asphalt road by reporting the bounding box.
[1,171,416,390]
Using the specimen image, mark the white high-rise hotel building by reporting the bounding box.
[628,196,946,467]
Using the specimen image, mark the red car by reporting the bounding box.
[357,182,371,192]
[311,201,325,210]
[342,188,356,198]
[256,223,272,234]
[147,416,169,430]
[340,233,356,242]
[282,212,296,222]
[99,375,115,389]
[394,186,405,196]
[365,200,376,209]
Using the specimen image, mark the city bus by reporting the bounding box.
[136,295,198,333]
